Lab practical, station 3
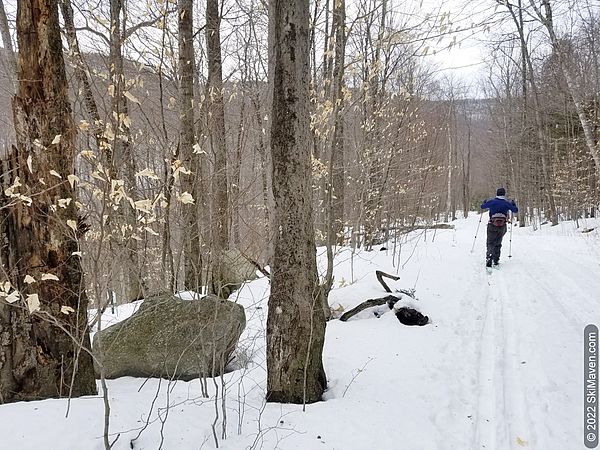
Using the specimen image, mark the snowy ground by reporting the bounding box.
[1,213,599,450]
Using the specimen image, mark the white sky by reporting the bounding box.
[417,0,503,90]
[2,0,595,96]
[422,0,600,77]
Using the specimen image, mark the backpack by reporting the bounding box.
[490,213,507,227]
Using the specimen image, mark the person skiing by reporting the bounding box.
[480,188,518,268]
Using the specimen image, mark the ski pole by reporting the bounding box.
[508,213,513,258]
[470,211,483,253]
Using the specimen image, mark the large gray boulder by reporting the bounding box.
[209,249,259,298]
[92,293,246,380]
[221,249,258,286]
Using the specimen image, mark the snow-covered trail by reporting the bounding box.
[442,218,600,450]
[0,214,598,450]
[493,229,599,450]
[322,215,599,450]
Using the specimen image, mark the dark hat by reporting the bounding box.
[496,187,506,196]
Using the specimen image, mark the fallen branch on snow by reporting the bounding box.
[338,271,428,325]
[375,270,417,300]
[339,295,399,322]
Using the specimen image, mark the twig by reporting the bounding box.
[342,358,373,397]
[130,378,163,447]
[211,376,220,448]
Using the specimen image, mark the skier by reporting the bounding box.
[480,188,518,268]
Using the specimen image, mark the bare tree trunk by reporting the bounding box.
[178,0,201,291]
[60,0,108,156]
[461,109,472,218]
[322,0,346,314]
[445,106,453,221]
[330,0,346,244]
[0,0,96,402]
[266,0,327,404]
[232,95,245,248]
[450,100,458,221]
[362,0,387,248]
[206,0,230,298]
[517,0,528,227]
[249,92,271,253]
[109,0,146,301]
[503,0,559,225]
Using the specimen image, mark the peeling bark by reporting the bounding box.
[0,0,96,402]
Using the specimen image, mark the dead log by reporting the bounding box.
[354,223,455,245]
[339,270,427,324]
[339,295,400,321]
[339,296,428,326]
[394,223,454,232]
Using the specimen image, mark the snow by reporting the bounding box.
[1,214,599,449]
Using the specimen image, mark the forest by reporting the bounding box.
[0,0,598,449]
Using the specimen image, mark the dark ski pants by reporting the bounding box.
[486,222,507,263]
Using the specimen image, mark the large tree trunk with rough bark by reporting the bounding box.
[0,0,96,403]
[266,0,327,404]
[206,0,230,298]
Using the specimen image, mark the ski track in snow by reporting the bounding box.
[474,267,535,450]
[473,271,502,450]
[469,225,600,450]
[428,219,599,450]
[496,269,536,450]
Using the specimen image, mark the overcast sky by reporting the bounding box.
[1,0,597,97]
[417,0,506,93]
[422,0,599,81]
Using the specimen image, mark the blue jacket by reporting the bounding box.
[481,196,518,219]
